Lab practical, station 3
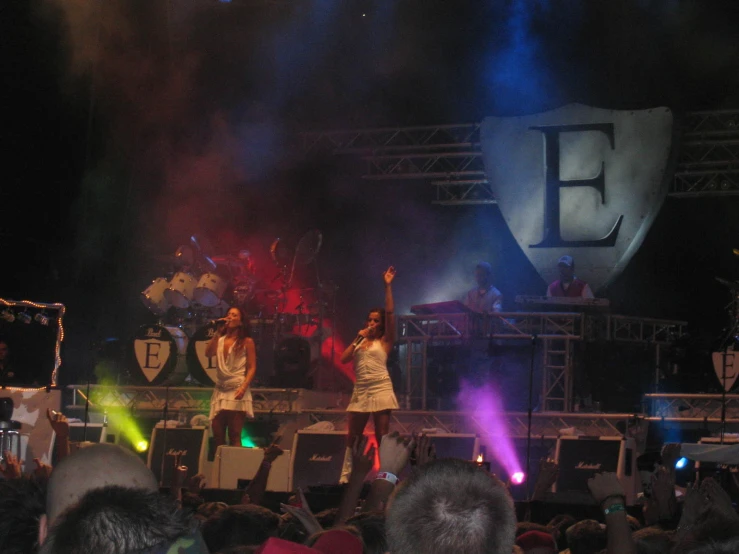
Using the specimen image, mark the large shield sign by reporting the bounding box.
[480,104,674,291]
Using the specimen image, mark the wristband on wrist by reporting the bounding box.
[375,471,398,486]
[604,503,626,516]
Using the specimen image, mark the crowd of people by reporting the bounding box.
[1,407,738,554]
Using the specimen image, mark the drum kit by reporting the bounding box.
[130,231,334,388]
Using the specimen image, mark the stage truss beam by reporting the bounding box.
[298,110,739,204]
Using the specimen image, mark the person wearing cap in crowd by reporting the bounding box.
[546,255,594,299]
[465,262,503,313]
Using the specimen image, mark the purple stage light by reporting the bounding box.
[458,380,523,481]
[511,471,526,485]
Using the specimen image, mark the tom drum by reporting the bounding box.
[193,272,228,308]
[164,272,197,309]
[140,277,171,316]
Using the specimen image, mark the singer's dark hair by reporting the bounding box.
[227,306,251,354]
[367,308,386,339]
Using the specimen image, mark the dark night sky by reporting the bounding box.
[3,0,739,391]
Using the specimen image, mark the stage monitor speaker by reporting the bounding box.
[147,426,208,486]
[553,436,639,505]
[212,446,292,492]
[423,433,480,461]
[290,431,346,491]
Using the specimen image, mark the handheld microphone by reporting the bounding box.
[210,318,227,325]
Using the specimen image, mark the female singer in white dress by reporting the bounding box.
[339,266,399,482]
[205,306,256,450]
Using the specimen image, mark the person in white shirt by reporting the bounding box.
[464,262,503,313]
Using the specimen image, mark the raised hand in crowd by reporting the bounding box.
[263,439,284,464]
[650,466,677,522]
[280,487,323,537]
[410,433,435,468]
[0,451,22,479]
[377,431,414,476]
[675,480,710,541]
[532,458,559,501]
[363,432,415,514]
[336,435,376,524]
[660,442,681,473]
[588,472,636,554]
[186,473,207,494]
[33,457,53,480]
[47,408,71,461]
[701,477,739,523]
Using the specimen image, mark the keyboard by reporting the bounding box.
[514,295,610,310]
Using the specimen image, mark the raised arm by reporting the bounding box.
[382,266,396,352]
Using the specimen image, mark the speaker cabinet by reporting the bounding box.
[147,426,208,485]
[212,446,292,491]
[290,431,347,491]
[553,436,639,505]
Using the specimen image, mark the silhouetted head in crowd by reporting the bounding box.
[680,535,739,554]
[566,519,607,554]
[632,526,673,554]
[345,511,387,554]
[38,485,205,554]
[547,514,577,551]
[201,504,281,552]
[39,443,159,546]
[386,458,516,554]
[0,476,46,554]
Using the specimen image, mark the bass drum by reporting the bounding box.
[187,322,219,386]
[130,324,190,386]
[140,277,171,316]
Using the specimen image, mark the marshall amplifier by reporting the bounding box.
[290,431,347,491]
[147,426,208,486]
[212,446,292,491]
[553,436,639,505]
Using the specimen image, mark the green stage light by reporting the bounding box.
[135,440,149,453]
[241,427,256,448]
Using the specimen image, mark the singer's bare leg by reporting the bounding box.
[227,410,247,446]
[212,411,228,453]
[346,411,370,447]
[372,410,391,448]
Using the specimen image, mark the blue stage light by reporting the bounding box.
[675,457,688,469]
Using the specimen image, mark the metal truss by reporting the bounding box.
[645,393,739,420]
[298,111,739,204]
[673,110,739,197]
[65,385,337,415]
[604,315,687,344]
[302,409,636,439]
[430,179,497,205]
[298,123,481,155]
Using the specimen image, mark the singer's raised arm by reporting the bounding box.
[382,266,396,352]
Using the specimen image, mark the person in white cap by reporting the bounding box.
[546,255,594,299]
